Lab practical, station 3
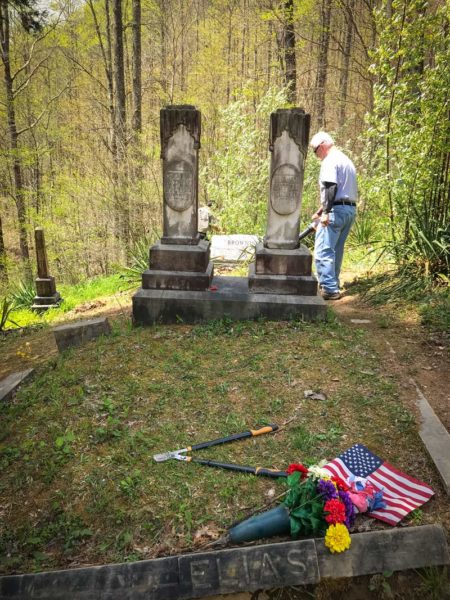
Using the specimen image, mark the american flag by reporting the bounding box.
[323,443,434,526]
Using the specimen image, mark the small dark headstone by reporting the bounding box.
[53,317,111,352]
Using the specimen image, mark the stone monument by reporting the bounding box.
[132,106,325,325]
[248,109,318,296]
[32,227,61,310]
[141,105,213,291]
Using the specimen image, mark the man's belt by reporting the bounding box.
[333,200,356,207]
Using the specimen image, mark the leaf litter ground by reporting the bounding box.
[0,310,448,576]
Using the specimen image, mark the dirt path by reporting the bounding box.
[330,293,450,433]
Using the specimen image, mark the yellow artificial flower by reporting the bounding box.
[324,523,351,553]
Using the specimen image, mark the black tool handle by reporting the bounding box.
[190,424,278,452]
[192,458,287,478]
[298,224,315,242]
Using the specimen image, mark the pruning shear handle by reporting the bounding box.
[153,424,278,462]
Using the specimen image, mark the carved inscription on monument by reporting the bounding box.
[164,160,194,212]
[178,541,319,597]
[270,164,300,216]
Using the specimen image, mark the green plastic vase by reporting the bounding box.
[228,505,290,544]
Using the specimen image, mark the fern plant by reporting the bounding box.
[10,281,35,309]
[0,297,19,332]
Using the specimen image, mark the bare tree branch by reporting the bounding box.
[16,82,70,136]
[13,55,50,97]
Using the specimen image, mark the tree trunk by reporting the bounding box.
[131,0,144,240]
[112,0,129,257]
[131,0,142,134]
[283,0,296,104]
[314,0,332,128]
[0,0,31,274]
[0,215,7,283]
[159,0,168,96]
[338,0,355,129]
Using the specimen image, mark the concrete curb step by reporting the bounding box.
[0,524,448,600]
[0,369,34,403]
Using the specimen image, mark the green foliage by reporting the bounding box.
[419,289,450,333]
[202,87,290,235]
[0,297,17,332]
[121,235,158,283]
[363,0,449,291]
[416,566,450,600]
[369,571,394,599]
[284,472,327,537]
[0,274,129,331]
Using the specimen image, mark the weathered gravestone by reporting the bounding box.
[32,228,62,310]
[248,109,319,296]
[141,105,213,292]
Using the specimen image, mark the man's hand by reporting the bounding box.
[312,207,323,221]
[320,212,330,226]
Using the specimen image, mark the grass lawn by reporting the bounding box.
[0,313,441,575]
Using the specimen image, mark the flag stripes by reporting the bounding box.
[323,444,434,526]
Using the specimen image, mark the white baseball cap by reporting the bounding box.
[310,131,334,150]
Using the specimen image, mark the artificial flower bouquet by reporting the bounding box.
[229,461,386,554]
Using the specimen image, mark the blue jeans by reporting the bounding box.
[314,205,356,294]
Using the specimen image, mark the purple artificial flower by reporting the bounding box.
[317,479,338,501]
[339,490,356,528]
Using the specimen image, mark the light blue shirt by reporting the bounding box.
[319,148,358,205]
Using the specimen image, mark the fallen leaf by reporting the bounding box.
[304,390,327,401]
[193,523,221,543]
[265,488,276,499]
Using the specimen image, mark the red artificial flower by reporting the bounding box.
[332,475,350,491]
[286,463,309,478]
[324,498,346,524]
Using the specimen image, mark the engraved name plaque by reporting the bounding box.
[164,160,194,212]
[270,164,300,216]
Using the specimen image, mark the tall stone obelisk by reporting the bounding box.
[32,227,62,309]
[141,105,213,291]
[249,108,318,295]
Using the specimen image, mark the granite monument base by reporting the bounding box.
[254,242,312,275]
[150,239,211,272]
[142,262,214,292]
[248,242,318,295]
[36,276,57,297]
[132,276,326,325]
[32,292,61,311]
[248,264,318,295]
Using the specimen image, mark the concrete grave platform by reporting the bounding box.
[133,275,326,325]
[53,317,111,352]
[0,369,34,403]
[0,525,447,599]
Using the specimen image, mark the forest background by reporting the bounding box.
[0,0,448,314]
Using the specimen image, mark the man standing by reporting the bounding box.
[310,132,357,300]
